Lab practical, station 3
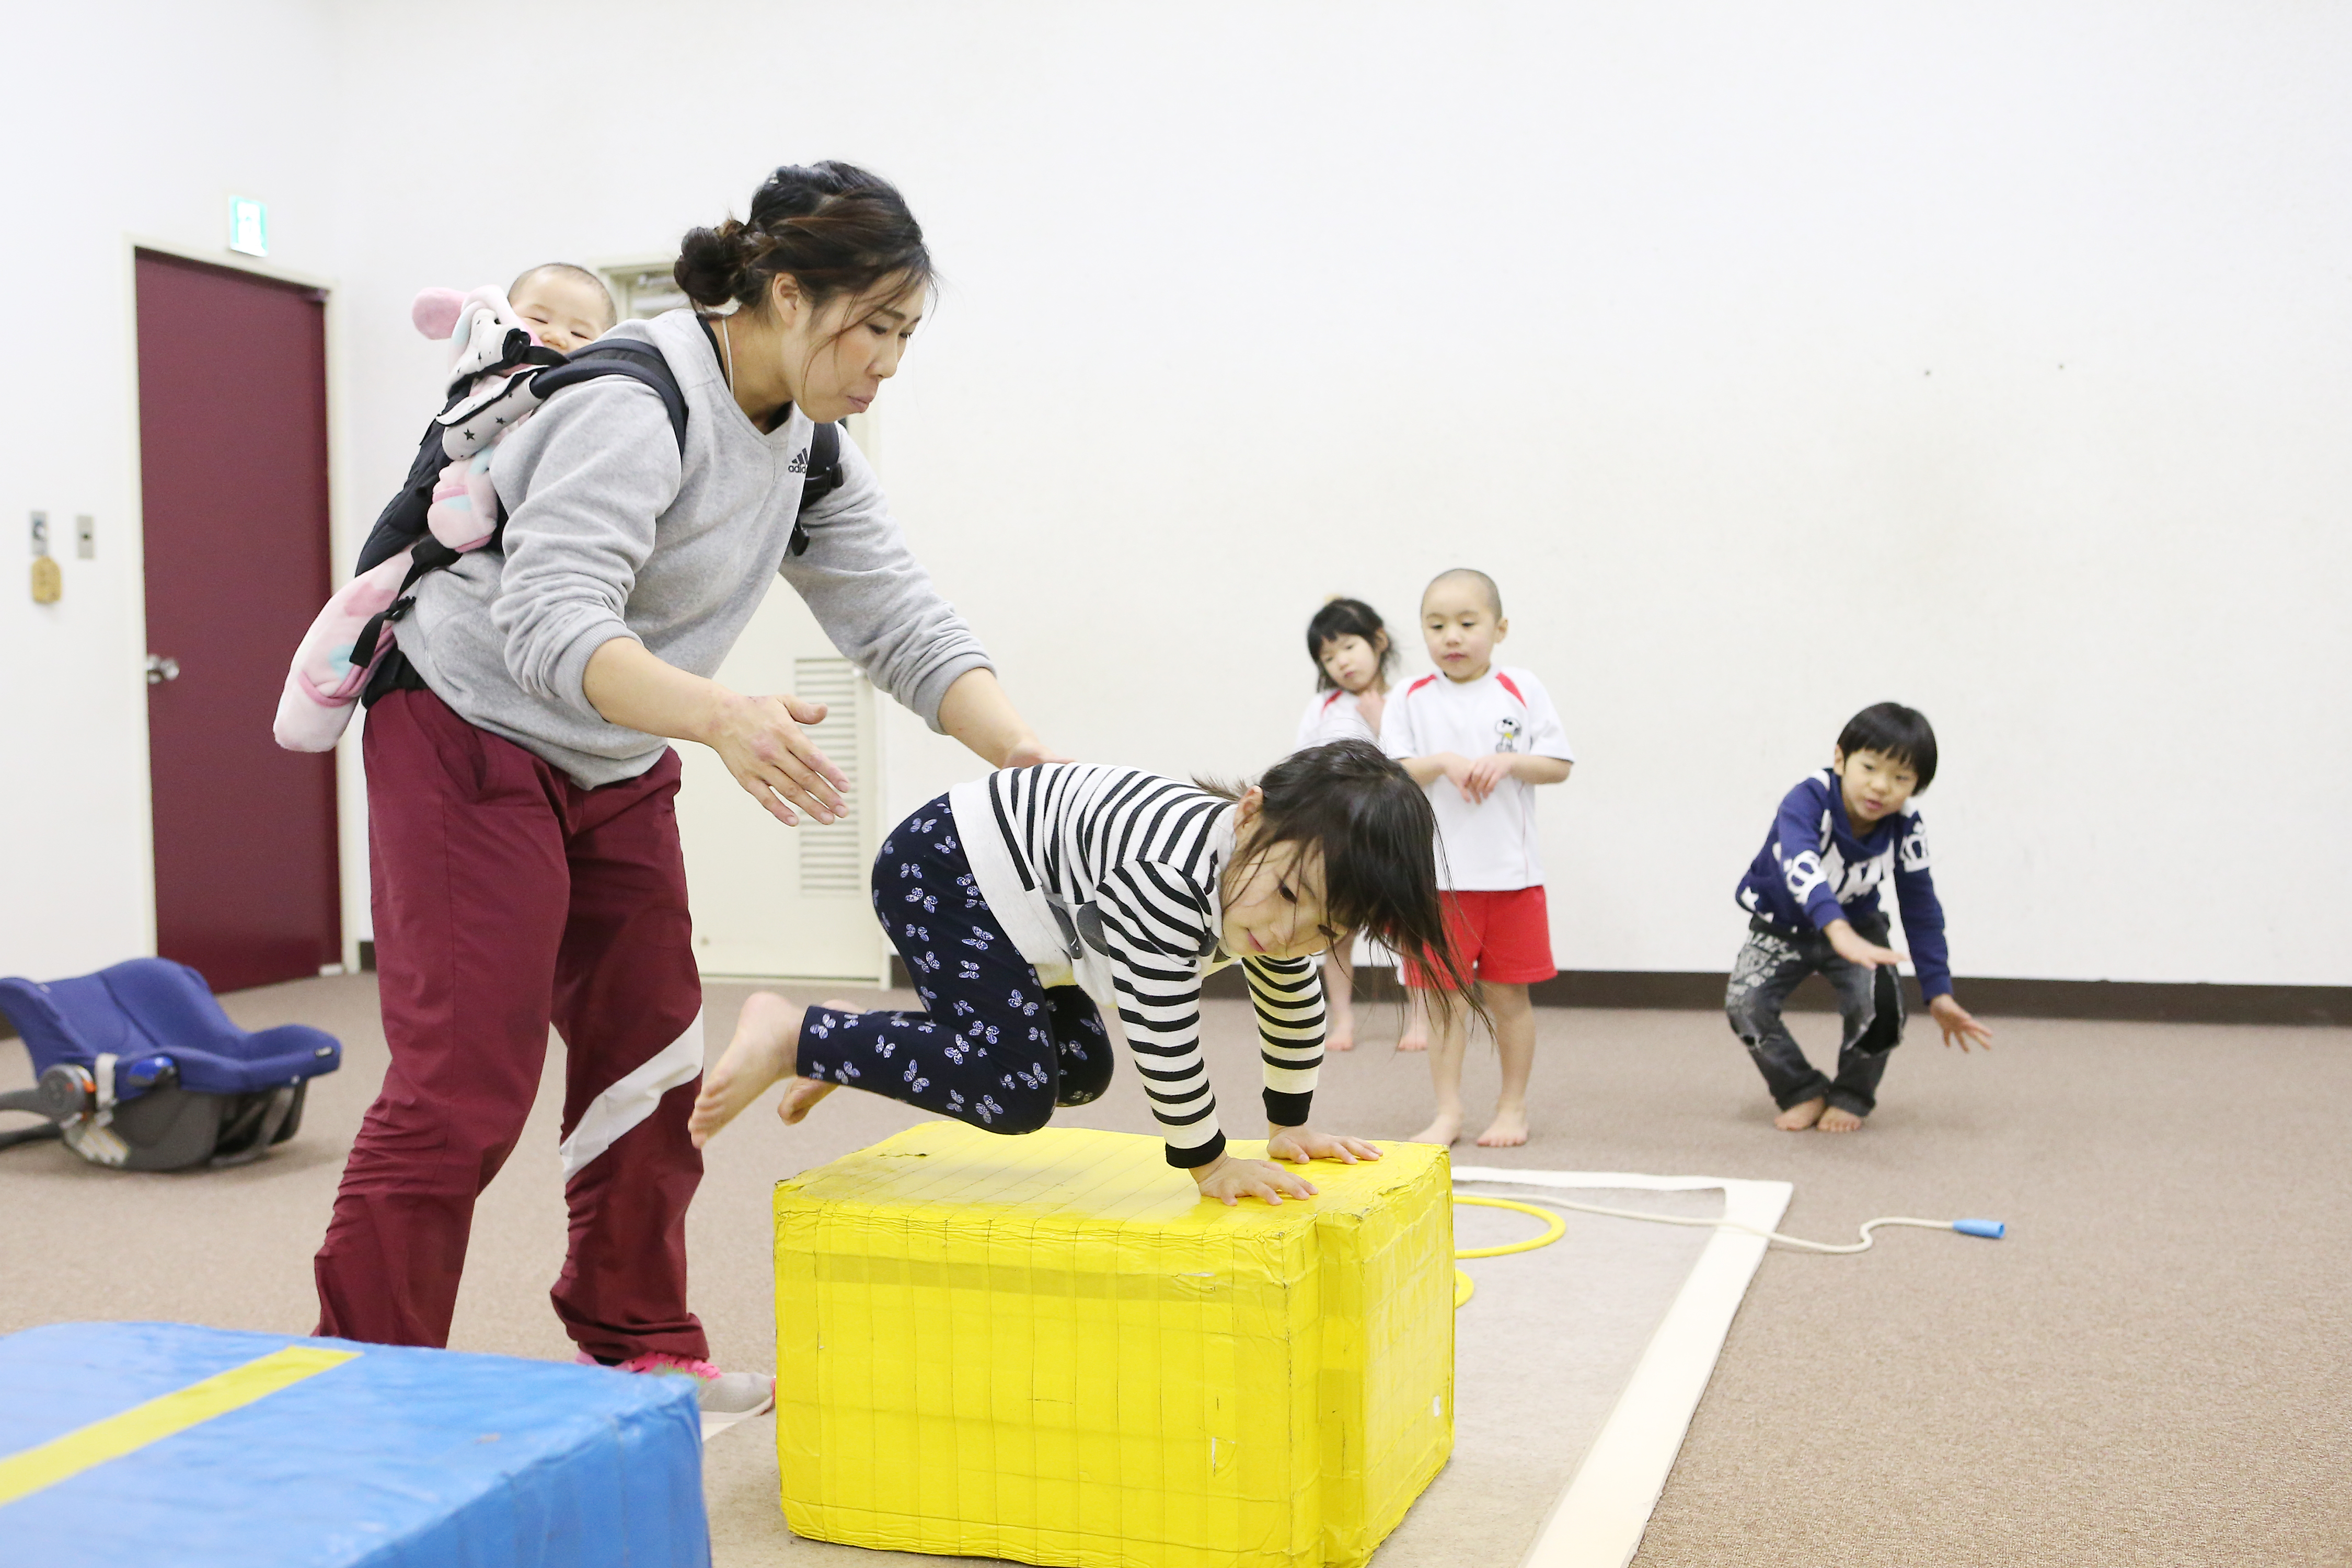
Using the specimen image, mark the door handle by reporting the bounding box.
[145,654,180,686]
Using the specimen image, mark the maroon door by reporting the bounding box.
[135,250,341,993]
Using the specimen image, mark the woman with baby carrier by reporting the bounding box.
[312,163,1058,1416]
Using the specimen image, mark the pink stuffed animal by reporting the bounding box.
[272,287,552,752]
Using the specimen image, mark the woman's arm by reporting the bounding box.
[580,633,1059,828]
[582,637,849,826]
[937,668,1065,768]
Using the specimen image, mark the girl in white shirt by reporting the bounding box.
[1292,598,1399,1052]
[1293,596,1396,750]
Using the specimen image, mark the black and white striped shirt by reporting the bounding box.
[948,765,1325,1167]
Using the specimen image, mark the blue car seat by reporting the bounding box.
[0,959,341,1170]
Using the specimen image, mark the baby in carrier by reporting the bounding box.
[272,264,616,751]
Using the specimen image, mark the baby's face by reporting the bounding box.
[513,272,612,354]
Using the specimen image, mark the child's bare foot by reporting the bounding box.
[1773,1097,1826,1131]
[1396,1028,1429,1054]
[777,1077,837,1125]
[1475,1107,1529,1148]
[1328,1009,1356,1053]
[1409,1111,1463,1146]
[766,1000,858,1126]
[689,991,803,1147]
[1817,1105,1864,1133]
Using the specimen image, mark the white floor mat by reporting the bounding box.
[702,1168,1786,1568]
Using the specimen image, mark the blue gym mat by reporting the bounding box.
[0,1322,709,1567]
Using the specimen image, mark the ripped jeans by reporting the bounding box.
[1723,913,1905,1117]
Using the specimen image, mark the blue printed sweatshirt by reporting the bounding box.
[1734,769,1953,1000]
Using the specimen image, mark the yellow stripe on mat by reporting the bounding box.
[0,1344,359,1507]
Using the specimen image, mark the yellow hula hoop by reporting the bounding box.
[1452,1194,1567,1309]
[1455,1194,1567,1258]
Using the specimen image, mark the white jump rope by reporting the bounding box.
[1447,1181,2004,1307]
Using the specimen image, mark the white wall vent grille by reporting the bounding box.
[794,659,865,897]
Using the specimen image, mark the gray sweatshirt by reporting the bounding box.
[392,308,992,787]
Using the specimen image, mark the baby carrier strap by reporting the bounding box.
[347,337,848,684]
[353,340,681,576]
[345,343,693,676]
[789,420,845,557]
[528,338,690,452]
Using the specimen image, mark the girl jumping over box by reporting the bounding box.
[690,740,1478,1205]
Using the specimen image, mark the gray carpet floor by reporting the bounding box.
[3,975,2347,1566]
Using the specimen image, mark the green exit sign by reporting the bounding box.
[229,198,268,258]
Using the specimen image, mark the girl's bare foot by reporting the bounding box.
[1475,1107,1529,1148]
[1328,1008,1356,1053]
[778,1077,837,1125]
[689,991,804,1147]
[766,999,859,1126]
[1409,1111,1463,1146]
[1817,1105,1864,1133]
[1774,1097,1826,1131]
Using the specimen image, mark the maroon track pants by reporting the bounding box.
[314,688,708,1362]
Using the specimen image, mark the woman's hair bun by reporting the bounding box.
[673,216,753,309]
[673,161,932,316]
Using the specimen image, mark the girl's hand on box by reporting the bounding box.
[1267,1126,1383,1166]
[1192,1153,1319,1206]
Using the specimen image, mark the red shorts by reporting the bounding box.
[1402,886,1557,989]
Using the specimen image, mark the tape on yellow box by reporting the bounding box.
[774,1123,1453,1568]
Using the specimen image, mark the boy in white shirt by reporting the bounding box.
[1381,569,1574,1147]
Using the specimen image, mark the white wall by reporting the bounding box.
[0,1,352,979]
[8,2,2347,988]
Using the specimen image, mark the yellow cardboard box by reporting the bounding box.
[774,1122,1453,1568]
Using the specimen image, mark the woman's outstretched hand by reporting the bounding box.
[1267,1126,1384,1165]
[581,638,849,826]
[1191,1153,1319,1206]
[706,689,850,826]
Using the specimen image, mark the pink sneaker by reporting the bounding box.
[576,1351,774,1428]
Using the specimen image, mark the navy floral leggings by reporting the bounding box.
[794,794,1112,1133]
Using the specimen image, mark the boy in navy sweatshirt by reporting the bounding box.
[1726,702,1992,1132]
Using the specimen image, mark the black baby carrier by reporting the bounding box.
[348,330,848,679]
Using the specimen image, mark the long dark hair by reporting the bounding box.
[674,162,932,320]
[1306,597,1399,693]
[1199,740,1487,1032]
